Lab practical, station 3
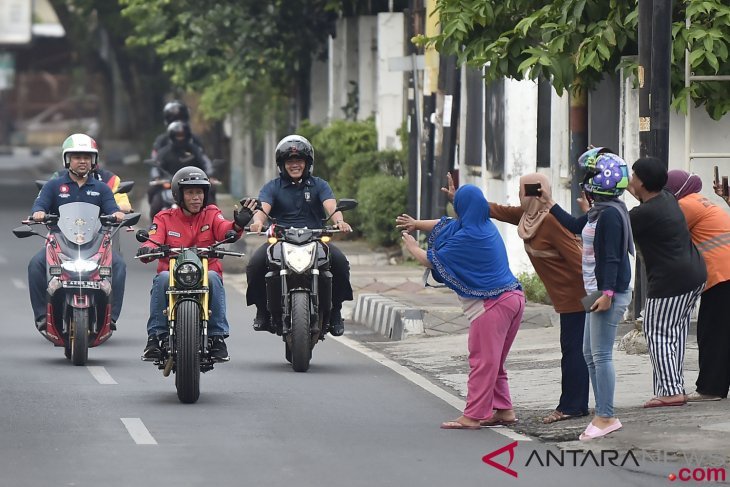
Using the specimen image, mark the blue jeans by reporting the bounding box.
[146,271,229,337]
[28,248,126,323]
[583,290,631,418]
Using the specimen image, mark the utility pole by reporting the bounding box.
[405,2,420,219]
[638,0,653,159]
[650,0,673,167]
[569,87,588,215]
[435,55,460,218]
[634,0,672,320]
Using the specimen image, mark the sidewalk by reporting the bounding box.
[329,241,730,464]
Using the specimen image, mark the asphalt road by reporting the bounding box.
[0,178,669,486]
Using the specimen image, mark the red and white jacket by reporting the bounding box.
[142,205,241,275]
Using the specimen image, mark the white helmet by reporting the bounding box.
[61,133,99,168]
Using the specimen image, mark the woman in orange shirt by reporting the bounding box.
[666,170,730,401]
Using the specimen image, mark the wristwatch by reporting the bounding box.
[602,290,615,298]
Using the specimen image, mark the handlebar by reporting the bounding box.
[22,214,58,225]
[23,214,128,227]
[244,226,342,235]
[134,246,244,261]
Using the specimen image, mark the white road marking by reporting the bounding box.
[12,278,26,290]
[333,335,532,442]
[87,366,117,385]
[121,418,157,445]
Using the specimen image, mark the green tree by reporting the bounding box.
[120,0,340,123]
[418,0,730,119]
[48,0,167,138]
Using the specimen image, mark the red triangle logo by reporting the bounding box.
[482,441,519,478]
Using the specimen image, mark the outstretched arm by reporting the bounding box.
[395,214,440,232]
[401,231,432,268]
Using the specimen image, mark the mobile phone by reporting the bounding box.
[723,176,729,197]
[714,166,720,186]
[524,183,542,197]
[580,291,604,313]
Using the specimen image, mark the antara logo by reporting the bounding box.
[482,441,519,478]
[483,442,642,478]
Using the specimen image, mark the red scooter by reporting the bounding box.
[14,191,139,365]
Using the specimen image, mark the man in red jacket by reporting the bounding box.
[136,167,255,361]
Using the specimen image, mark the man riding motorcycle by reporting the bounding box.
[151,100,206,158]
[28,133,126,331]
[137,167,255,361]
[245,135,354,336]
[149,121,216,218]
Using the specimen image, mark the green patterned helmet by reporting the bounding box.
[61,133,99,169]
[577,148,629,197]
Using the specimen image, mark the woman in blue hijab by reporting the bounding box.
[400,184,525,429]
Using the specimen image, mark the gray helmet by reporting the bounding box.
[171,166,210,208]
[163,100,190,125]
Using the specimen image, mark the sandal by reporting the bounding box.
[542,410,584,424]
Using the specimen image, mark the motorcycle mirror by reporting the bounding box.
[115,181,135,194]
[123,213,141,227]
[35,180,47,190]
[12,225,39,239]
[136,229,150,242]
[224,229,238,242]
[335,198,358,213]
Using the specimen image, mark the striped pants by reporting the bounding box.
[644,285,704,397]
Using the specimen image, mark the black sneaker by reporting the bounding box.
[253,307,271,332]
[209,336,230,362]
[110,321,117,331]
[329,308,344,336]
[35,316,47,332]
[142,335,161,361]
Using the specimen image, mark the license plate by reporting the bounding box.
[62,280,101,289]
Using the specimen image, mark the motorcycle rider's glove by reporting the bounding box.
[136,246,156,262]
[233,207,254,229]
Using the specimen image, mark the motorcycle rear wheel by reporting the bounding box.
[288,291,312,372]
[175,300,201,403]
[70,307,89,366]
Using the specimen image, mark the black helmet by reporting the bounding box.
[163,100,190,125]
[171,166,211,209]
[167,120,191,145]
[275,135,314,177]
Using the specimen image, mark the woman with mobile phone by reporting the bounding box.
[543,148,634,441]
[665,170,730,402]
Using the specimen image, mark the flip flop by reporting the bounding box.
[479,418,519,427]
[440,420,481,430]
[686,391,722,402]
[579,419,622,441]
[542,410,586,424]
[643,396,687,408]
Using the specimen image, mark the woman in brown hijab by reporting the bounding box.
[443,172,589,424]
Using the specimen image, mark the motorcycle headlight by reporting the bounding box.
[61,259,99,274]
[174,262,201,288]
[282,242,316,274]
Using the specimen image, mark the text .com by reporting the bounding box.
[668,467,727,483]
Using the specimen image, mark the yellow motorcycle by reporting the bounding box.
[135,229,242,403]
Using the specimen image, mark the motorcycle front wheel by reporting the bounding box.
[70,307,89,366]
[174,300,201,403]
[288,291,312,372]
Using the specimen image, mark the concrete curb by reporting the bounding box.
[352,293,425,340]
